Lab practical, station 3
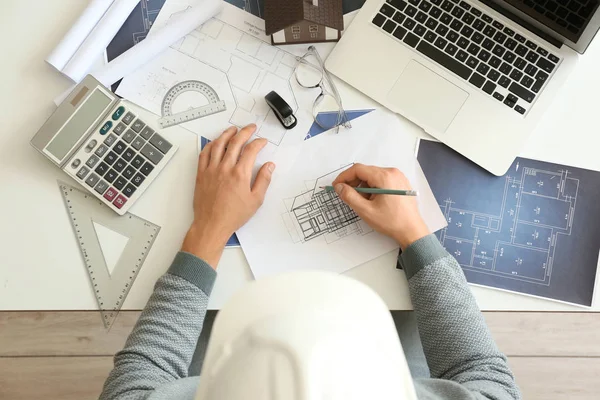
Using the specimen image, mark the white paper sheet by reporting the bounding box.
[94,0,223,87]
[61,0,140,83]
[236,110,448,279]
[46,0,115,72]
[115,1,330,159]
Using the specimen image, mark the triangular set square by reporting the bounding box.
[58,181,160,330]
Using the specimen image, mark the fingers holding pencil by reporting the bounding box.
[331,165,430,250]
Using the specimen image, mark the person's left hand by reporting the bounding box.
[181,124,275,267]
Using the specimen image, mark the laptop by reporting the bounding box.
[325,0,600,175]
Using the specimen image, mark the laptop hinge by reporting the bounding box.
[477,0,564,48]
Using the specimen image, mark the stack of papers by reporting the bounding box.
[115,0,447,278]
[237,110,447,278]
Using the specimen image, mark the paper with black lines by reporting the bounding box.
[237,110,447,279]
[94,0,223,87]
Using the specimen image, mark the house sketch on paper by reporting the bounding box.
[436,167,579,286]
[282,166,373,244]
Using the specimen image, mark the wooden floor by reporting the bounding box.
[1,311,598,399]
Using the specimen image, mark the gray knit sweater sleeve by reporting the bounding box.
[401,234,521,399]
[99,252,216,400]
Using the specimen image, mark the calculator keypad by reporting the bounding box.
[123,184,136,198]
[95,144,109,157]
[123,130,136,143]
[76,166,89,179]
[122,112,135,125]
[131,155,145,169]
[132,173,145,186]
[86,155,100,168]
[113,141,126,154]
[123,165,135,180]
[104,134,117,147]
[140,126,154,140]
[131,136,145,150]
[114,158,126,172]
[149,133,172,154]
[114,176,127,190]
[113,195,127,209]
[141,144,164,165]
[131,119,145,133]
[104,187,118,201]
[85,173,100,187]
[95,180,109,195]
[68,104,175,213]
[105,169,118,183]
[105,152,118,165]
[140,162,154,176]
[95,162,109,176]
[122,147,135,162]
[114,123,126,135]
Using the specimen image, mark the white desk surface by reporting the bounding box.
[1,0,599,312]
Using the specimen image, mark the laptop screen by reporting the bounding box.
[490,0,600,52]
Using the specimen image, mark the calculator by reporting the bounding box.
[31,75,178,215]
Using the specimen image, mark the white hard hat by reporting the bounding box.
[195,271,417,400]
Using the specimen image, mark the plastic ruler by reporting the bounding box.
[158,80,227,128]
[59,181,160,330]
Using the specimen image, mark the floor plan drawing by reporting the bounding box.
[117,2,318,146]
[437,167,577,286]
[417,140,600,306]
[107,0,267,64]
[282,166,372,244]
[170,16,301,145]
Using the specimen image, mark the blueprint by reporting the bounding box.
[106,0,269,64]
[107,0,166,63]
[304,109,373,140]
[417,140,600,307]
[117,1,324,150]
[105,0,365,91]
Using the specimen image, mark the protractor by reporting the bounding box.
[158,80,227,128]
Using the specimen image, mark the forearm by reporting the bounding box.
[401,235,520,399]
[100,252,216,400]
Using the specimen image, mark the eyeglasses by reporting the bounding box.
[294,46,351,133]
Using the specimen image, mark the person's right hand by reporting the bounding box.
[332,164,430,250]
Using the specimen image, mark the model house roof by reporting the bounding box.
[264,0,344,35]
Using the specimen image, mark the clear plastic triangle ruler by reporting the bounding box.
[58,181,160,330]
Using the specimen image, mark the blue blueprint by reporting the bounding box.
[417,140,600,306]
[304,109,373,140]
[107,0,166,63]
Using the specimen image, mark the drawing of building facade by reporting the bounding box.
[282,167,372,244]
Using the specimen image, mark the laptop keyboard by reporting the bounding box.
[372,0,561,115]
[520,0,598,37]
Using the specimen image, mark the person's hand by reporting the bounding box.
[332,164,430,250]
[181,124,275,267]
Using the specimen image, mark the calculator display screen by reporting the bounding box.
[46,90,112,161]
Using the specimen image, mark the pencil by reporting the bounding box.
[319,186,418,196]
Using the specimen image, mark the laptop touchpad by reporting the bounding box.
[387,60,468,133]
